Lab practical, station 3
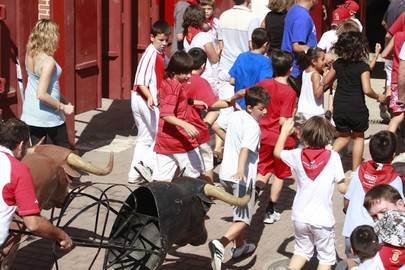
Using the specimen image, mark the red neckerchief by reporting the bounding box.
[358,161,399,192]
[301,148,331,180]
[185,26,202,44]
[206,16,215,30]
[155,52,165,90]
[379,245,405,270]
[187,0,199,5]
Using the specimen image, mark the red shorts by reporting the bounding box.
[258,144,292,179]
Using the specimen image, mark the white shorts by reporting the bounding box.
[221,180,255,225]
[293,221,336,265]
[199,143,214,171]
[152,148,204,181]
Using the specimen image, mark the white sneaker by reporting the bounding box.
[134,162,153,182]
[209,240,224,270]
[231,241,256,259]
[263,211,281,224]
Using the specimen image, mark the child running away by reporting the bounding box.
[274,116,349,270]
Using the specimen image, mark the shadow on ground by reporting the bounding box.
[74,99,135,154]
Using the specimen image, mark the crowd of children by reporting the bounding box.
[129,0,405,269]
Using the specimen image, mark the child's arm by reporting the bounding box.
[229,77,235,85]
[361,71,385,102]
[316,65,336,94]
[204,42,220,64]
[212,122,226,140]
[162,116,199,138]
[337,178,349,194]
[137,85,155,110]
[381,37,395,59]
[232,148,249,182]
[343,198,350,214]
[311,71,324,99]
[369,43,382,71]
[274,118,295,159]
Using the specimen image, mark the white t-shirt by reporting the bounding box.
[317,30,337,53]
[342,168,403,237]
[183,31,218,85]
[297,70,324,118]
[280,149,345,227]
[400,43,405,60]
[217,5,260,72]
[218,110,260,186]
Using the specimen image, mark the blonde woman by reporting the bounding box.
[21,19,74,148]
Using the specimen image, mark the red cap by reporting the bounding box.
[332,6,351,25]
[343,0,359,13]
[187,0,199,5]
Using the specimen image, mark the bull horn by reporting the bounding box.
[67,152,114,176]
[27,136,46,154]
[203,183,252,207]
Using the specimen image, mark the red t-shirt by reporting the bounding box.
[391,32,405,85]
[185,74,217,145]
[389,12,405,36]
[1,151,40,216]
[257,79,297,147]
[154,78,199,154]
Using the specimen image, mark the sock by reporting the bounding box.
[266,201,275,214]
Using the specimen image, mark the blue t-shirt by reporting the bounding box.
[281,4,317,78]
[229,51,273,109]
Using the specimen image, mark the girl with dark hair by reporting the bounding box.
[297,47,326,119]
[320,31,385,171]
[182,5,219,91]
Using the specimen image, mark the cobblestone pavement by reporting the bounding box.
[11,77,395,270]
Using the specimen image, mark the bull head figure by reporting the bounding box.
[22,144,113,210]
[106,177,251,269]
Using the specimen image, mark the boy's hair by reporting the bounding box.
[369,131,396,163]
[0,118,30,150]
[336,19,360,36]
[364,184,403,211]
[188,47,207,70]
[271,49,293,77]
[251,28,268,50]
[267,0,293,13]
[183,5,205,31]
[200,0,215,7]
[350,225,380,261]
[245,86,269,108]
[151,20,170,36]
[165,51,194,78]
[334,31,369,62]
[234,0,246,5]
[298,47,325,70]
[301,116,335,148]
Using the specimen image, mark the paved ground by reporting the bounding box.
[12,76,394,270]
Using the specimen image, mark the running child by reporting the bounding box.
[255,49,297,224]
[128,21,170,183]
[297,47,326,119]
[274,116,348,270]
[152,51,205,181]
[209,87,269,270]
[320,31,385,171]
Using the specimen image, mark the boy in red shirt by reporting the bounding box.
[256,49,297,224]
[153,51,205,181]
[185,47,233,183]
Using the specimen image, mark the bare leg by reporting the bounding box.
[289,254,307,270]
[270,176,283,203]
[332,133,351,153]
[219,222,248,248]
[351,132,364,171]
[388,112,404,133]
[317,264,332,270]
[256,172,272,190]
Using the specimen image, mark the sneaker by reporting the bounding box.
[209,240,224,270]
[134,162,153,182]
[263,211,281,224]
[230,241,256,259]
[128,177,142,184]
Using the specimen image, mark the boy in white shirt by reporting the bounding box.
[209,86,269,270]
[274,116,349,270]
